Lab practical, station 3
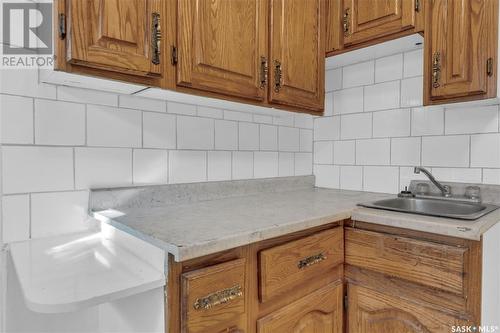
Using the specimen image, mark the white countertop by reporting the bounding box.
[9,229,166,313]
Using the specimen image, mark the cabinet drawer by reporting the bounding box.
[259,227,344,302]
[181,258,246,333]
[345,228,467,295]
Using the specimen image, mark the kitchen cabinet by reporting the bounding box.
[424,0,498,104]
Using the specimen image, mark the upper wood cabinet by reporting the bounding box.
[177,0,268,101]
[63,0,166,85]
[268,0,325,111]
[424,0,498,104]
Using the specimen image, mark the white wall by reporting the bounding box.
[315,48,500,193]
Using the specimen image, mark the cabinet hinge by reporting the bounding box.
[487,57,494,77]
[259,56,268,89]
[343,9,350,36]
[58,13,66,40]
[344,294,348,310]
[171,46,178,66]
[415,0,421,12]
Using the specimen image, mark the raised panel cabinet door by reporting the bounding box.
[343,0,422,46]
[424,0,498,103]
[257,282,343,333]
[177,0,268,101]
[269,0,325,112]
[67,0,163,77]
[347,285,470,333]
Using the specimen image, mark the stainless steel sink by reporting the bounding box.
[358,197,499,220]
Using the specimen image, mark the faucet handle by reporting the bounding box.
[465,186,481,201]
[443,185,452,197]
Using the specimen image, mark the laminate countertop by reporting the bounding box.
[91,177,500,262]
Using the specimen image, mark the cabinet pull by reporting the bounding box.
[343,9,350,36]
[415,0,421,12]
[193,285,243,310]
[432,52,441,88]
[274,60,282,93]
[487,57,494,77]
[58,14,66,40]
[298,253,327,269]
[259,56,268,89]
[151,12,161,65]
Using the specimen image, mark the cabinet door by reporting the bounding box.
[347,285,469,333]
[67,0,163,78]
[257,282,343,333]
[269,0,325,112]
[424,0,498,103]
[343,0,422,46]
[177,0,268,101]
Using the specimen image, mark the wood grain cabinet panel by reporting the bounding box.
[424,0,498,104]
[177,0,268,101]
[67,0,163,78]
[257,282,343,333]
[347,285,469,333]
[269,0,325,111]
[259,227,344,302]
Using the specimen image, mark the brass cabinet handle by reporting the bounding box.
[193,285,243,310]
[415,0,421,12]
[151,12,161,65]
[298,253,327,269]
[259,56,268,89]
[343,9,350,36]
[487,57,494,77]
[432,52,441,88]
[274,59,282,93]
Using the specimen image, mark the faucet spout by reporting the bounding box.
[414,166,450,197]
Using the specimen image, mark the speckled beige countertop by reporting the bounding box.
[91,177,500,262]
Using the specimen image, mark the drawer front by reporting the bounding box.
[259,227,344,302]
[345,228,467,295]
[181,258,246,333]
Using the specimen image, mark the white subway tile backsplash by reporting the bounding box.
[167,102,197,116]
[260,125,278,151]
[324,92,334,116]
[343,61,374,88]
[254,152,278,178]
[1,95,33,144]
[273,115,295,127]
[483,169,500,185]
[391,137,421,166]
[239,122,259,150]
[334,140,355,165]
[133,149,168,184]
[143,112,176,149]
[375,54,403,83]
[75,148,132,189]
[445,105,499,135]
[2,195,30,243]
[295,153,313,175]
[208,151,232,181]
[340,165,363,191]
[294,114,314,129]
[225,110,253,122]
[363,166,399,194]
[34,99,85,145]
[87,105,142,147]
[198,106,223,119]
[314,116,340,141]
[177,116,214,150]
[411,106,444,136]
[278,152,295,177]
[314,141,334,164]
[215,120,238,150]
[471,133,500,167]
[3,146,74,194]
[254,114,274,124]
[119,95,166,112]
[341,113,372,140]
[431,168,482,183]
[1,69,56,99]
[403,49,423,78]
[325,68,342,92]
[401,76,423,107]
[373,108,411,138]
[300,130,313,153]
[422,135,470,167]
[31,191,90,238]
[279,127,300,152]
[232,152,253,179]
[364,81,400,112]
[58,86,118,106]
[333,87,364,114]
[356,139,390,165]
[169,151,207,183]
[314,165,340,188]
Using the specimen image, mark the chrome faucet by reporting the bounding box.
[414,166,451,197]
